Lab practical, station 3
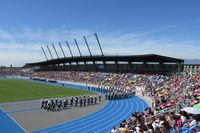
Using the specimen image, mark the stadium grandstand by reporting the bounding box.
[25,54,184,74]
[21,34,199,132]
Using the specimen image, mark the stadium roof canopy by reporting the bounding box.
[25,54,184,66]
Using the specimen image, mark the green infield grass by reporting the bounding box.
[0,79,96,103]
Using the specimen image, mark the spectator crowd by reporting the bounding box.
[0,67,23,77]
[112,70,200,133]
[3,68,199,132]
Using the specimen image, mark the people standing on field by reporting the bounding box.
[40,95,103,112]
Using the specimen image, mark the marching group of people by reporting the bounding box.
[40,95,102,111]
[87,85,136,100]
[104,87,136,100]
[105,91,135,100]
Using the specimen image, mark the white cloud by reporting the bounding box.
[0,51,43,67]
[0,30,15,41]
[0,26,200,67]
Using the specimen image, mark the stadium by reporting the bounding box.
[0,32,200,133]
[1,1,200,133]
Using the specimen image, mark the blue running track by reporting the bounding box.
[0,80,148,133]
[31,97,148,133]
[0,107,26,133]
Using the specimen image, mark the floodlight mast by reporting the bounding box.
[41,47,48,61]
[74,39,82,57]
[83,36,92,56]
[66,41,73,57]
[46,45,54,59]
[58,42,66,58]
[94,33,104,56]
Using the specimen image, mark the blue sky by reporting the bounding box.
[0,0,200,66]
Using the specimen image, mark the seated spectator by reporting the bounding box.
[110,127,117,133]
[180,111,187,126]
[185,115,197,128]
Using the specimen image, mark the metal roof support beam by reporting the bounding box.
[41,46,48,61]
[74,39,82,57]
[83,36,92,56]
[94,33,104,56]
[46,45,53,59]
[66,41,73,57]
[52,44,59,59]
[58,42,66,58]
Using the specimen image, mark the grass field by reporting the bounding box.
[0,79,96,103]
